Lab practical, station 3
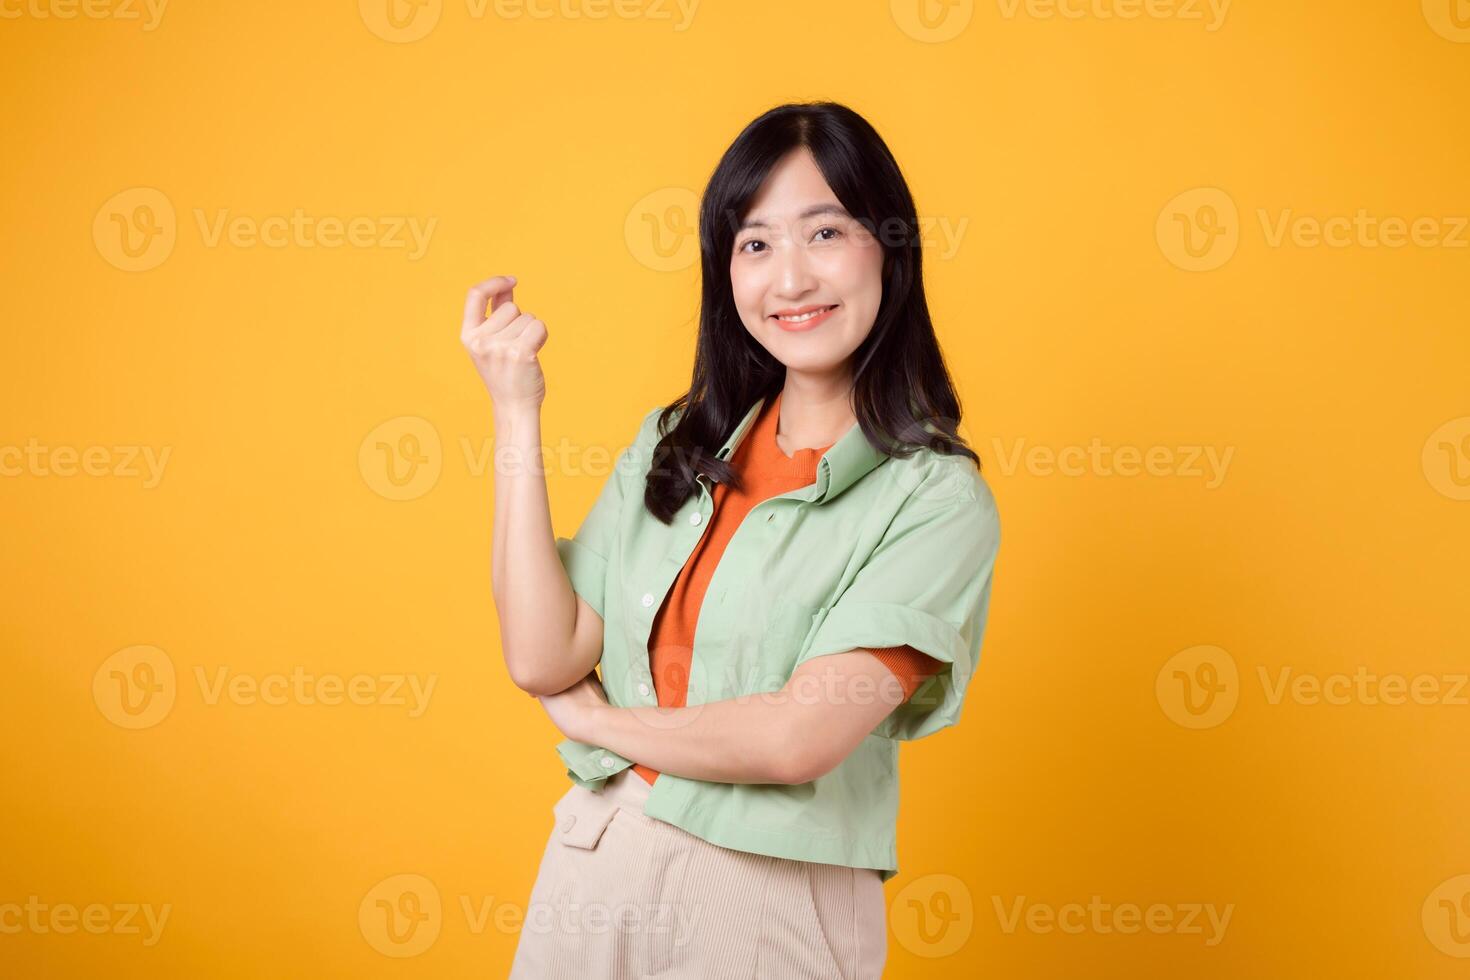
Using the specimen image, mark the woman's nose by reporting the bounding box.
[775,241,818,294]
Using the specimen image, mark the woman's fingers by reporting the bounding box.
[461,274,517,335]
[515,315,548,354]
[464,313,546,363]
[494,312,543,345]
[459,275,547,409]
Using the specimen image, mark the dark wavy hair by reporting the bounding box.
[643,100,979,524]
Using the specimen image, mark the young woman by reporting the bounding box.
[463,101,1001,979]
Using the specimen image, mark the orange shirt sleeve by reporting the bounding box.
[865,645,946,702]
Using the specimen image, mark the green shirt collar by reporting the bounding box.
[713,396,888,503]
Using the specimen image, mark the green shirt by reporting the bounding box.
[553,395,1001,883]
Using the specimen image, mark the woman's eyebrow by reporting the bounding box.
[738,203,852,232]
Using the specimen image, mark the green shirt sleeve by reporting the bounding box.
[798,461,1001,741]
[553,406,662,622]
[551,406,665,789]
[555,738,635,790]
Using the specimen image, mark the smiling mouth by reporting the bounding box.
[770,304,838,324]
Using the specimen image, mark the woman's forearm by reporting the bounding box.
[570,653,909,785]
[461,275,593,696]
[489,404,578,694]
[578,693,798,784]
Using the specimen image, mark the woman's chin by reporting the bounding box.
[775,354,851,376]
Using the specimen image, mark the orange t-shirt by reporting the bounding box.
[634,390,945,786]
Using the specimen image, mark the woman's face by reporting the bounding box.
[729,147,885,379]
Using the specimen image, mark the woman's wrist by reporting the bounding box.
[492,401,541,439]
[572,698,611,744]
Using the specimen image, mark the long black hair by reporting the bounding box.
[643,100,979,524]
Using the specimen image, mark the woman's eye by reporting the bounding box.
[739,239,767,254]
[814,226,841,242]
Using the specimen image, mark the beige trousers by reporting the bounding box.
[509,767,888,979]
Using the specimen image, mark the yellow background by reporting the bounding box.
[3,0,1468,976]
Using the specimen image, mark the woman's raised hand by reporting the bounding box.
[461,274,548,410]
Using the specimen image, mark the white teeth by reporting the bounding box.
[775,305,835,323]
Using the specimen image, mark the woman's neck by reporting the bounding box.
[775,378,856,454]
